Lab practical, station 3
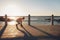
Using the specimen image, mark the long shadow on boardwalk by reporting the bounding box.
[30,25,54,37]
[0,24,60,40]
[0,24,38,40]
[19,24,33,37]
[29,25,60,40]
[0,25,38,40]
[16,25,60,40]
[0,24,7,38]
[16,25,38,40]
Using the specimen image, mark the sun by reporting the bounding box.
[3,3,26,25]
[8,17,18,25]
[3,4,26,16]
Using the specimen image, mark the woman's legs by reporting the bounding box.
[16,22,19,27]
[16,22,23,27]
[16,24,18,27]
[20,22,23,27]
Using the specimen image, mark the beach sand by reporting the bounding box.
[0,23,60,40]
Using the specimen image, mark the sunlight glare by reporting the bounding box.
[8,21,17,25]
[3,4,26,16]
[8,17,17,20]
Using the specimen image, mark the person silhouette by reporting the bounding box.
[16,17,25,27]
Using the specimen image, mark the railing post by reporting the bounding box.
[5,14,7,26]
[51,14,54,25]
[28,14,30,25]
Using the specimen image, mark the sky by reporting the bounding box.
[0,0,60,16]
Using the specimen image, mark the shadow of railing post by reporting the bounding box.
[16,25,33,40]
[0,14,8,38]
[21,25,32,37]
[16,24,40,40]
[16,25,28,38]
[29,25,60,40]
[30,25,55,37]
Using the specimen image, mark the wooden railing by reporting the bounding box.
[0,14,54,25]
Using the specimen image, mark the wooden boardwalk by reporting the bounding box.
[0,23,60,40]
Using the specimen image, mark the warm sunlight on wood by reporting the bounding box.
[8,21,17,25]
[8,17,17,25]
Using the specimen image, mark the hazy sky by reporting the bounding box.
[0,0,60,16]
